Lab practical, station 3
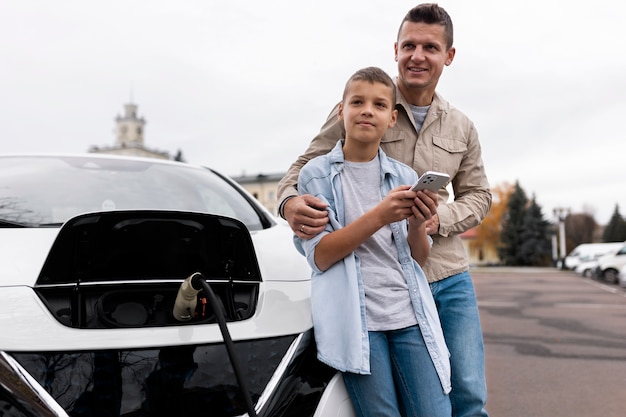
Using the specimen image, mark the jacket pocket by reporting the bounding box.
[432,135,467,154]
[431,135,466,173]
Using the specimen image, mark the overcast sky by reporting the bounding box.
[1,0,625,224]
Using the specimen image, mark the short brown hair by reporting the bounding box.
[342,67,396,104]
[398,3,454,49]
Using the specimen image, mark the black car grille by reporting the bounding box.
[6,331,335,417]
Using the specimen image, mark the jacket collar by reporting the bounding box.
[395,84,449,113]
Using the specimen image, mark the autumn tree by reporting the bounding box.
[469,182,513,263]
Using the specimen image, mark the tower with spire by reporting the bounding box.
[89,100,170,160]
[115,103,145,147]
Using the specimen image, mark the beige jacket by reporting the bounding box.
[277,88,492,282]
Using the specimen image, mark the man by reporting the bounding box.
[277,4,491,417]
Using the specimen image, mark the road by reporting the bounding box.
[472,267,626,417]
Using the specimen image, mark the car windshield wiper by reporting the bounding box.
[0,219,64,228]
[0,219,28,228]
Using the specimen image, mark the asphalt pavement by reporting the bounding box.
[471,267,626,417]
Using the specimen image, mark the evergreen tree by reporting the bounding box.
[173,149,186,162]
[519,196,553,266]
[498,181,528,265]
[602,204,626,242]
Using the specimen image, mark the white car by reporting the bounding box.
[564,242,625,270]
[0,154,354,417]
[595,244,626,284]
[574,257,600,278]
[617,264,626,288]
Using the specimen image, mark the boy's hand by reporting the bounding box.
[409,189,438,228]
[374,186,423,225]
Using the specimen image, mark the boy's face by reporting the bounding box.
[394,21,455,97]
[338,80,398,145]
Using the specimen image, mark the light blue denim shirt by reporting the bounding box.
[294,140,451,394]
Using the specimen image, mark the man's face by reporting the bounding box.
[394,21,455,98]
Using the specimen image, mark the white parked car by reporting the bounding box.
[574,257,600,278]
[564,242,625,270]
[0,154,354,417]
[617,264,626,288]
[595,244,626,284]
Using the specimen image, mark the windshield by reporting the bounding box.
[0,156,266,230]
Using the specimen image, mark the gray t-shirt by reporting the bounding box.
[409,104,430,133]
[342,156,418,331]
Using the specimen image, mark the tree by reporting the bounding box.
[564,213,597,251]
[173,149,186,162]
[498,181,528,266]
[519,196,552,266]
[470,182,513,263]
[497,182,553,266]
[602,204,626,242]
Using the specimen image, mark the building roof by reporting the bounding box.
[230,172,285,184]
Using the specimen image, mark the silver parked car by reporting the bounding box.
[0,154,355,417]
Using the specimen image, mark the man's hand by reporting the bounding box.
[425,213,440,235]
[284,195,329,239]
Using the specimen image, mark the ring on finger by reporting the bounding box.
[300,224,305,233]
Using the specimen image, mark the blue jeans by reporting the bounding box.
[430,271,489,417]
[342,326,451,417]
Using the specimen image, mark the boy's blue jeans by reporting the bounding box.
[342,326,451,417]
[430,271,489,417]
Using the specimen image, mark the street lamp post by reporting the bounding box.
[553,207,570,269]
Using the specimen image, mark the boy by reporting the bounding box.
[294,67,451,417]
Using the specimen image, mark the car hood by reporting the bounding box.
[250,219,311,283]
[0,227,58,287]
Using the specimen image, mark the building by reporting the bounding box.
[89,102,170,160]
[230,172,283,216]
[460,227,500,266]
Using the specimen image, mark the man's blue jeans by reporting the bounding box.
[342,326,451,417]
[430,271,489,417]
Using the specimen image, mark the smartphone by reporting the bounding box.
[410,171,450,192]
